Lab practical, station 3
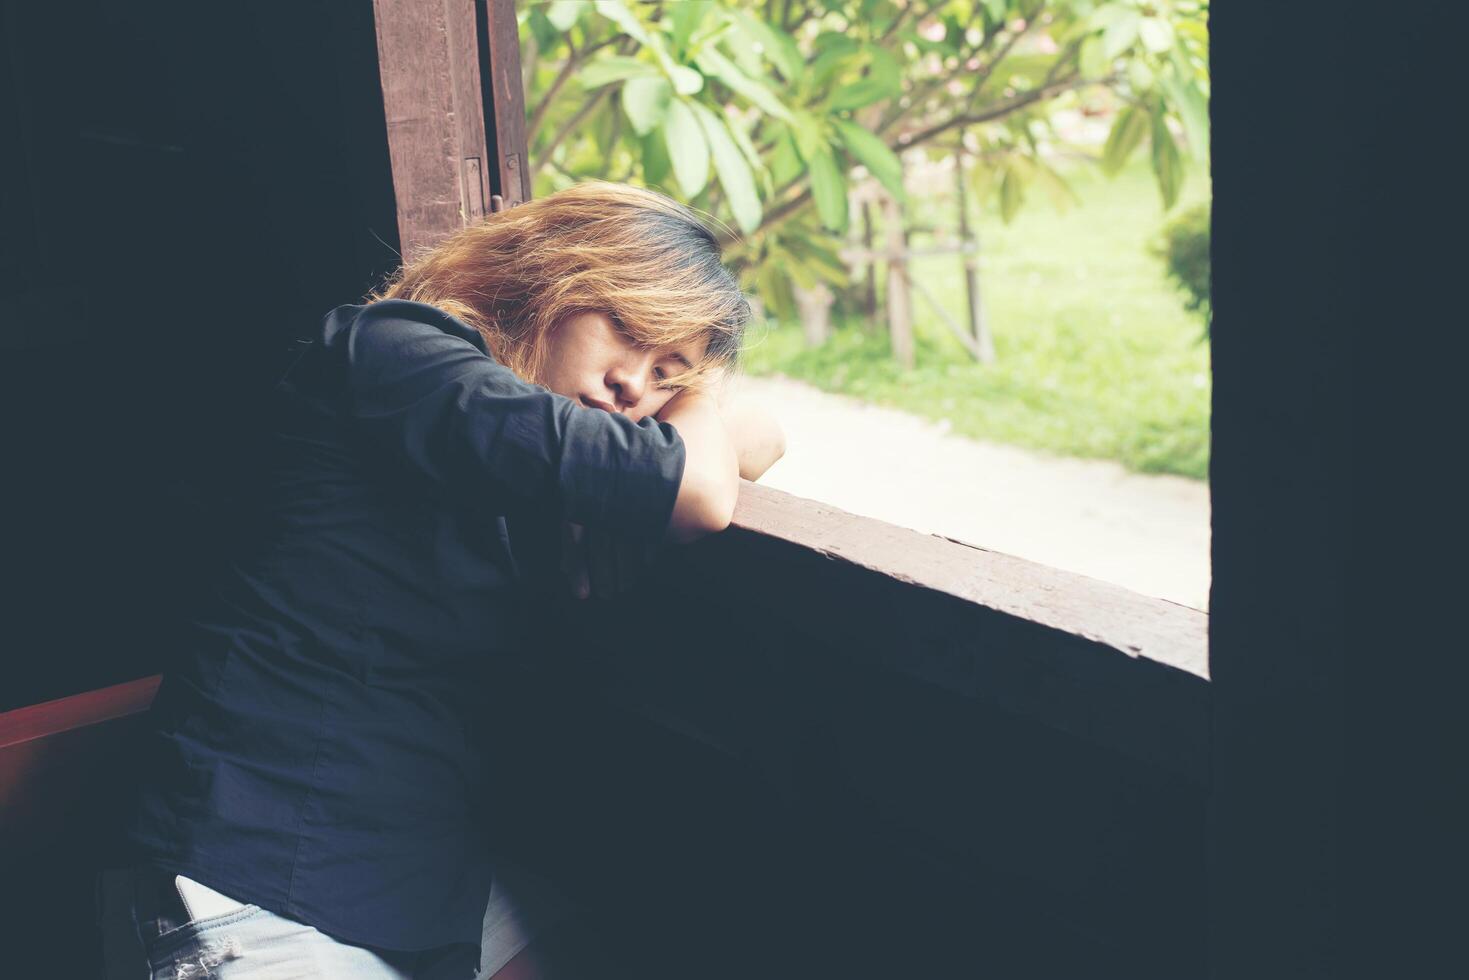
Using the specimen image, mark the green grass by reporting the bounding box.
[742,157,1213,480]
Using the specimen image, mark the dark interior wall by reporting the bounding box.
[3,1,400,708]
[1209,4,1456,976]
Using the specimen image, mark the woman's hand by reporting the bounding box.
[720,400,786,482]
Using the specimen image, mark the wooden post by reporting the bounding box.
[882,192,915,369]
[862,199,879,330]
[955,131,995,363]
[477,0,531,208]
[794,282,833,347]
[371,0,529,258]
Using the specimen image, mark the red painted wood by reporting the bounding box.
[0,675,161,863]
[0,674,160,751]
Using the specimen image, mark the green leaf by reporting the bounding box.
[983,0,1008,24]
[810,34,860,88]
[790,109,828,163]
[781,234,850,287]
[594,0,654,47]
[593,99,619,157]
[1159,70,1210,160]
[1089,4,1135,30]
[694,47,794,121]
[829,45,902,111]
[1138,17,1175,54]
[641,128,672,187]
[595,0,701,95]
[756,262,798,326]
[998,163,1024,223]
[527,6,561,54]
[833,119,905,202]
[1102,10,1142,59]
[1102,105,1149,175]
[770,128,803,186]
[1151,109,1183,209]
[805,146,849,233]
[1127,59,1155,92]
[669,65,704,96]
[545,0,583,32]
[622,76,672,136]
[723,108,765,173]
[967,156,997,204]
[1032,158,1080,213]
[1079,35,1109,80]
[689,102,762,235]
[663,99,710,198]
[783,252,821,291]
[726,8,805,82]
[579,56,660,89]
[812,31,859,56]
[669,0,713,53]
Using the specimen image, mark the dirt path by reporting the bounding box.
[731,374,1211,611]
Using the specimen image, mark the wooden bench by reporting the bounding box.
[1,675,162,861]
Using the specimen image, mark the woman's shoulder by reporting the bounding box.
[319,299,489,356]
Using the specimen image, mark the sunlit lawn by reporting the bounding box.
[741,158,1213,480]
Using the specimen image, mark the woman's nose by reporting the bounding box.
[606,357,653,411]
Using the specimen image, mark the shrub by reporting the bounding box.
[1155,204,1211,338]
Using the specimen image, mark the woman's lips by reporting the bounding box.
[581,396,617,413]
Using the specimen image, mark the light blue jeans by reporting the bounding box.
[96,862,569,979]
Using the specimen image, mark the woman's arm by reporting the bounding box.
[656,389,740,544]
[653,389,788,539]
[561,391,784,597]
[721,401,786,482]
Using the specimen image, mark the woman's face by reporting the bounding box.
[541,311,705,422]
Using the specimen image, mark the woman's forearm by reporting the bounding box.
[658,390,740,543]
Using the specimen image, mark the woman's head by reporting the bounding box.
[370,180,749,418]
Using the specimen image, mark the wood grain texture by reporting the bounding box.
[444,0,491,222]
[478,0,529,206]
[370,1,528,253]
[372,0,460,257]
[732,481,1209,680]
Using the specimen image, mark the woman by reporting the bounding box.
[96,181,785,979]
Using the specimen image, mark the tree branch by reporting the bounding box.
[527,33,623,139]
[533,85,614,176]
[900,72,1091,148]
[958,2,1046,112]
[531,36,636,177]
[877,0,934,47]
[717,71,1103,249]
[875,1,1021,136]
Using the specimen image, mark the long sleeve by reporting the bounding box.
[317,299,686,540]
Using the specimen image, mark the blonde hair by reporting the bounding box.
[369,180,749,391]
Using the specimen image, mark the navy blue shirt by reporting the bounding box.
[121,299,686,956]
